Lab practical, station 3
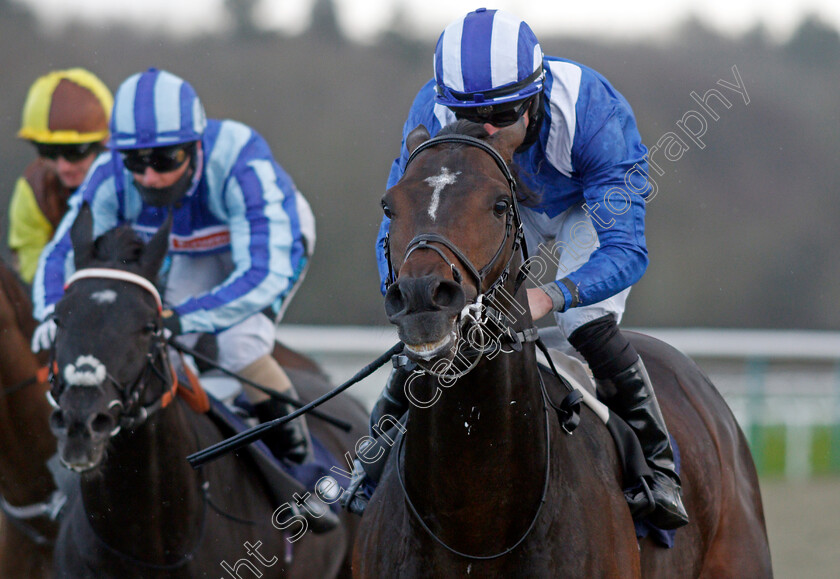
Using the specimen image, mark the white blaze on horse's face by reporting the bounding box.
[63,355,107,387]
[90,289,118,305]
[424,167,461,222]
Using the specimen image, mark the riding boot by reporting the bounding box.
[241,355,311,464]
[597,357,689,530]
[253,396,311,464]
[340,357,413,515]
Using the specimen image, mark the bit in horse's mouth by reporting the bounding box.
[61,459,98,473]
[404,330,456,361]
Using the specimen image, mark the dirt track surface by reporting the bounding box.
[761,477,840,578]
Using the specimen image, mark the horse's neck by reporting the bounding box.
[0,275,55,505]
[81,402,204,551]
[404,343,547,530]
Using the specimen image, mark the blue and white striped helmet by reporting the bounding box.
[110,68,206,150]
[434,8,545,109]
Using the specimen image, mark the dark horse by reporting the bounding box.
[0,258,58,577]
[354,120,772,577]
[48,206,369,578]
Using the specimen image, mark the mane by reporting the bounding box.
[437,120,542,208]
[0,255,39,340]
[90,224,147,268]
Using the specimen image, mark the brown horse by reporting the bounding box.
[48,207,369,578]
[353,121,772,577]
[0,258,58,578]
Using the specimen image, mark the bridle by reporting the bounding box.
[383,134,537,378]
[386,134,584,560]
[384,134,529,305]
[48,268,177,435]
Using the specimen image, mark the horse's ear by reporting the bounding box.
[488,117,527,163]
[406,125,431,155]
[140,211,172,279]
[70,203,95,269]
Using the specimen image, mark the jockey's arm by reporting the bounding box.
[170,143,308,335]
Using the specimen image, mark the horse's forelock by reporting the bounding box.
[90,225,146,268]
[438,120,489,139]
[437,120,541,208]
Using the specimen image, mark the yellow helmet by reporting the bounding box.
[18,68,113,144]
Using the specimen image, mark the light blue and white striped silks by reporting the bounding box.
[433,8,545,108]
[110,68,207,150]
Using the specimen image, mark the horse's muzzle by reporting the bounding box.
[385,275,466,358]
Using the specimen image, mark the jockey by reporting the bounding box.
[354,8,688,530]
[31,68,317,465]
[8,68,113,284]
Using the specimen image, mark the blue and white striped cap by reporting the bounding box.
[434,8,545,108]
[110,68,206,150]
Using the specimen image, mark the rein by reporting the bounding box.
[396,377,552,560]
[0,366,50,398]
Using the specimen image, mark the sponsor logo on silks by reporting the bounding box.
[170,229,231,251]
[133,225,231,254]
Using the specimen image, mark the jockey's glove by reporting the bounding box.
[162,309,182,339]
[31,317,57,353]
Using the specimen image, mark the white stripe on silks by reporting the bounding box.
[532,45,543,74]
[293,190,316,255]
[433,103,455,131]
[250,159,294,292]
[441,20,464,92]
[154,70,183,136]
[545,60,582,177]
[205,122,252,218]
[115,73,140,145]
[490,10,521,89]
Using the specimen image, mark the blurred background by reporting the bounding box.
[1,0,839,576]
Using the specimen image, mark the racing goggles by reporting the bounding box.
[453,97,533,128]
[121,143,194,174]
[35,142,102,162]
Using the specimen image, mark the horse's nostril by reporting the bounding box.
[432,280,466,310]
[90,413,116,435]
[49,409,67,433]
[384,284,407,318]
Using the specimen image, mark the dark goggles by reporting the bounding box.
[120,143,194,174]
[453,97,533,128]
[34,141,102,162]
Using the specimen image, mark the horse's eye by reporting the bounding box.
[143,322,158,334]
[381,200,393,219]
[493,199,510,216]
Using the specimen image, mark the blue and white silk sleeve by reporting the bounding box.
[173,131,306,334]
[559,109,650,307]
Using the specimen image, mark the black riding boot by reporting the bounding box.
[340,358,412,515]
[254,397,311,464]
[598,357,689,530]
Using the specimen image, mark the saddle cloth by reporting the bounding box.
[206,395,342,514]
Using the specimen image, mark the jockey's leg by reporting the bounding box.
[569,314,689,530]
[212,311,311,464]
[240,354,311,464]
[340,356,412,515]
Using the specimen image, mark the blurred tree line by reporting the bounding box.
[1,1,838,330]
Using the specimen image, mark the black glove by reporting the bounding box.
[162,309,182,338]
